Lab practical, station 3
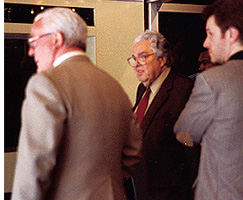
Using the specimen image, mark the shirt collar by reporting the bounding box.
[53,51,86,67]
[150,67,171,96]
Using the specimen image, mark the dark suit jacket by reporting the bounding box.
[133,69,195,199]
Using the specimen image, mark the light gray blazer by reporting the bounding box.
[174,59,243,200]
[11,55,142,200]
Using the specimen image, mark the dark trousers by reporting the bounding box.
[125,179,194,200]
[149,186,194,200]
[124,178,136,200]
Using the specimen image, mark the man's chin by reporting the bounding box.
[36,67,42,73]
[36,66,45,73]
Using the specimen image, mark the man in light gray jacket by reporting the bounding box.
[174,0,243,199]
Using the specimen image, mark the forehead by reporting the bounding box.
[30,19,46,35]
[206,15,218,31]
[132,40,152,54]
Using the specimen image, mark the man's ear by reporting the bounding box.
[227,26,240,44]
[159,56,167,67]
[54,31,64,47]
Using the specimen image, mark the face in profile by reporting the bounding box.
[28,19,56,73]
[203,15,229,64]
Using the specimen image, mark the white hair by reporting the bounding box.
[135,30,173,66]
[34,7,88,51]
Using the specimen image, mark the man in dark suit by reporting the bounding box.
[127,30,197,200]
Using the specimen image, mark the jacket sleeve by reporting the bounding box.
[121,112,143,180]
[11,74,67,200]
[174,73,215,144]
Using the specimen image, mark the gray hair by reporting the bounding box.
[34,7,88,51]
[135,30,173,66]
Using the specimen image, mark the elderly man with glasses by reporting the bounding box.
[126,30,199,200]
[11,7,143,200]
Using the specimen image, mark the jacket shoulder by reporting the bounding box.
[171,70,194,86]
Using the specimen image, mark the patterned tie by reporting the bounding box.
[136,88,151,125]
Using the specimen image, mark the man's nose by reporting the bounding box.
[134,58,141,67]
[28,47,34,57]
[203,37,209,49]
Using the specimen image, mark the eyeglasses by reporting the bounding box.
[127,53,155,66]
[28,33,53,48]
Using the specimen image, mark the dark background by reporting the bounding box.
[159,12,207,76]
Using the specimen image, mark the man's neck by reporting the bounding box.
[53,47,85,67]
[54,46,84,61]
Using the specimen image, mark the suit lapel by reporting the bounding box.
[133,83,146,112]
[141,70,177,135]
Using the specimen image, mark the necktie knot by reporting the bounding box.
[136,88,151,125]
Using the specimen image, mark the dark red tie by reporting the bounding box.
[136,88,151,125]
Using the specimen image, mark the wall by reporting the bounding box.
[95,0,143,102]
[4,0,144,194]
[4,0,144,102]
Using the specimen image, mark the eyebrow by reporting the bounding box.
[133,51,150,57]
